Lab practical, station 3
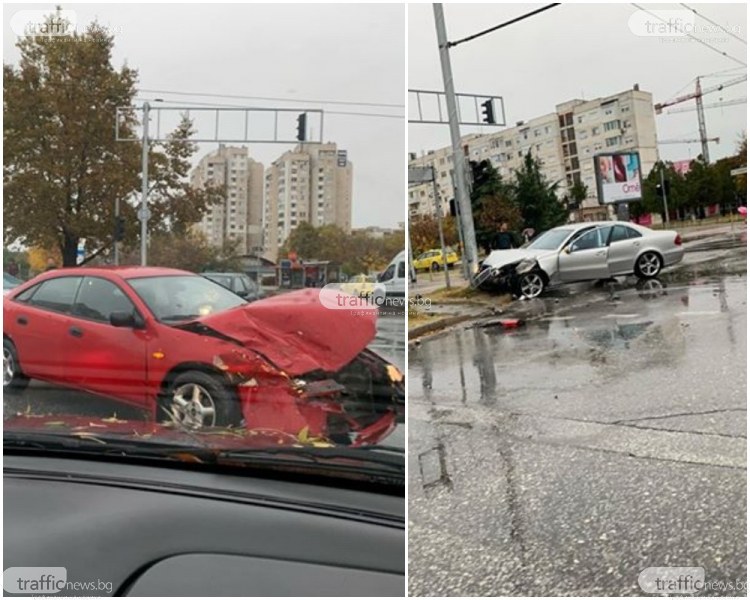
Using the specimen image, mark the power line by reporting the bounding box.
[680,3,747,45]
[699,66,747,78]
[631,3,747,67]
[135,97,403,120]
[139,88,404,109]
[447,3,561,48]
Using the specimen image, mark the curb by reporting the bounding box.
[408,314,481,340]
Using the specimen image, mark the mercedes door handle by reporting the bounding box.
[595,250,606,257]
[69,327,83,338]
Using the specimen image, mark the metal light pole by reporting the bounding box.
[450,172,468,280]
[431,167,451,289]
[434,4,479,278]
[114,196,120,265]
[659,164,670,226]
[140,101,150,266]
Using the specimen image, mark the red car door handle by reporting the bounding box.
[69,327,83,338]
[16,316,28,326]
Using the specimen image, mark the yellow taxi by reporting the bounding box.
[341,273,378,297]
[412,247,460,272]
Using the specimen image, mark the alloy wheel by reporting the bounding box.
[520,273,544,299]
[3,347,14,387]
[169,383,217,429]
[638,253,661,277]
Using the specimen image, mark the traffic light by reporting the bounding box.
[449,199,457,217]
[481,99,495,124]
[114,216,126,242]
[296,113,307,142]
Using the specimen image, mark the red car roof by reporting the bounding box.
[33,266,193,281]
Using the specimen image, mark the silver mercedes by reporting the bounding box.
[476,221,685,299]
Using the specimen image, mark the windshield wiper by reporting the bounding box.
[217,446,404,473]
[160,314,200,322]
[3,430,213,461]
[4,431,404,483]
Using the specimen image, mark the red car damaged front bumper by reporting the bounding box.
[198,289,404,446]
[217,349,403,446]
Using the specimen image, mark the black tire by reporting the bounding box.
[634,251,662,279]
[516,271,546,299]
[3,338,30,394]
[162,370,241,429]
[431,261,440,272]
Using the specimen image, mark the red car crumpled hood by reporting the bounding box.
[195,288,378,376]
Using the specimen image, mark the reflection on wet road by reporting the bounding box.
[409,237,746,596]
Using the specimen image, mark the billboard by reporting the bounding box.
[594,151,643,205]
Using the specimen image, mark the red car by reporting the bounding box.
[3,266,404,444]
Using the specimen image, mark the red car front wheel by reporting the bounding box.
[162,371,242,429]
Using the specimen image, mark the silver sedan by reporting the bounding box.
[477,221,685,298]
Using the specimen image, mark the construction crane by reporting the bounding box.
[655,74,747,163]
[663,97,746,114]
[659,137,720,145]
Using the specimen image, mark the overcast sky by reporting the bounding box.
[4,3,405,229]
[409,3,747,165]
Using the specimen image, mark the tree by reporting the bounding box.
[469,160,521,253]
[27,246,61,274]
[279,223,403,277]
[408,214,459,256]
[119,231,242,273]
[684,156,719,216]
[569,180,588,209]
[4,11,222,266]
[513,152,568,232]
[640,161,688,219]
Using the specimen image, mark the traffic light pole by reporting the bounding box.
[659,164,670,226]
[434,4,479,278]
[450,172,469,280]
[140,101,150,266]
[431,167,451,289]
[114,196,120,266]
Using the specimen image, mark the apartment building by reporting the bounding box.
[408,85,658,220]
[263,142,353,262]
[190,145,265,254]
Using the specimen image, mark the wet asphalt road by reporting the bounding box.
[408,234,747,596]
[4,313,405,433]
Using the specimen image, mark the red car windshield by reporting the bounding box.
[127,275,247,323]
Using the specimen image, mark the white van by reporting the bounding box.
[377,250,406,297]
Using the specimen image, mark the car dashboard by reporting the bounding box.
[4,454,405,597]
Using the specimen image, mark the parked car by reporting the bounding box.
[3,267,404,441]
[202,271,263,301]
[476,221,684,299]
[3,271,23,295]
[412,247,459,272]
